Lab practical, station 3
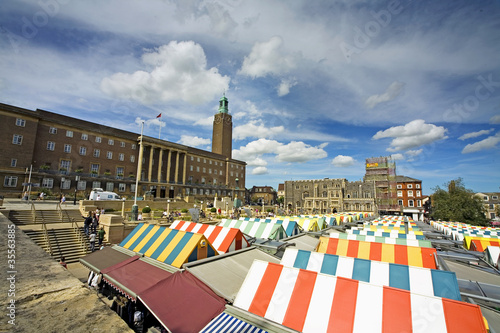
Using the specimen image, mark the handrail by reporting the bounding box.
[31,202,37,223]
[42,221,53,256]
[71,217,88,254]
[56,203,63,220]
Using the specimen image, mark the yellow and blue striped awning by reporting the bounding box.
[119,223,219,268]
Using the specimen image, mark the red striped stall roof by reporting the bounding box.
[316,237,437,269]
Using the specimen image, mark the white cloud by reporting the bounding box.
[459,129,494,140]
[390,153,405,161]
[246,157,268,167]
[238,36,300,78]
[406,149,423,157]
[194,116,214,127]
[331,155,355,167]
[252,166,269,175]
[101,41,230,105]
[177,135,211,147]
[233,120,285,140]
[373,119,448,152]
[232,138,328,163]
[489,115,500,124]
[365,81,406,109]
[462,132,500,154]
[277,78,297,96]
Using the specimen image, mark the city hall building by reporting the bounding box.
[0,95,246,201]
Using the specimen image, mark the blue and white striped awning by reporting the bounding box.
[200,312,267,333]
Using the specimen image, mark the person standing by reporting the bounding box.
[98,227,106,247]
[91,212,98,233]
[89,232,96,252]
[83,212,92,236]
[61,195,66,204]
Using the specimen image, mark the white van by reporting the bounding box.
[89,188,121,200]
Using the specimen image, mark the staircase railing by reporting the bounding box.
[56,203,63,220]
[31,202,38,223]
[41,221,53,256]
[71,218,88,254]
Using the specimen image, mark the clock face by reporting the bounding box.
[224,115,232,124]
[214,114,222,124]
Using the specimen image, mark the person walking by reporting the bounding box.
[61,195,66,204]
[91,212,98,233]
[89,232,96,252]
[98,227,106,247]
[83,212,92,236]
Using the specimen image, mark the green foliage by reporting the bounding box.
[430,178,487,226]
[210,207,217,213]
[181,208,188,213]
[141,206,151,213]
[277,196,284,205]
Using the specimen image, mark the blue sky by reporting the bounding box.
[1,0,499,195]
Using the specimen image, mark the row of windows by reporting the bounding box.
[4,175,134,193]
[397,190,421,197]
[47,126,136,149]
[398,199,422,207]
[45,142,135,162]
[189,155,243,170]
[396,183,421,189]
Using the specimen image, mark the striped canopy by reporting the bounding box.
[348,229,426,240]
[219,219,287,240]
[484,246,500,268]
[200,311,267,333]
[233,260,487,333]
[280,248,461,300]
[169,221,250,254]
[328,232,433,248]
[316,237,437,269]
[119,223,218,268]
[239,217,301,237]
[464,236,500,252]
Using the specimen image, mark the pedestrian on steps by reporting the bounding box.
[89,232,96,252]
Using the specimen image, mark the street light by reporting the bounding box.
[167,199,170,215]
[74,175,80,205]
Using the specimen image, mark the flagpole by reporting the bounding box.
[159,120,161,139]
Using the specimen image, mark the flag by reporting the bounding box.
[156,113,162,118]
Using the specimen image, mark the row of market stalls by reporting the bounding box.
[79,214,496,332]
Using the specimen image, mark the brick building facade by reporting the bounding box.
[0,97,245,201]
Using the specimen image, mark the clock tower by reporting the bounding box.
[212,94,232,159]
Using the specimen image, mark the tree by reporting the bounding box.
[430,178,487,226]
[277,196,284,205]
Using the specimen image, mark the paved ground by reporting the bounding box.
[0,200,134,332]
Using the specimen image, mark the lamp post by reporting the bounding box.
[73,175,80,205]
[167,199,170,215]
[132,121,144,221]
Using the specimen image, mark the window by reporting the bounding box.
[408,190,413,197]
[116,167,124,177]
[407,184,413,189]
[203,158,206,163]
[196,166,200,172]
[93,149,100,158]
[42,178,54,188]
[77,180,87,191]
[47,141,55,151]
[397,190,403,197]
[219,170,222,175]
[398,199,403,206]
[91,163,99,174]
[120,141,125,147]
[397,184,402,189]
[106,182,114,191]
[203,167,206,173]
[66,130,73,137]
[60,160,71,172]
[92,181,101,189]
[190,156,194,161]
[107,152,113,159]
[416,184,420,189]
[16,118,25,127]
[409,200,414,207]
[49,127,57,134]
[492,196,498,200]
[131,184,136,192]
[130,155,135,163]
[60,179,70,190]
[119,153,124,161]
[64,144,71,153]
[4,176,18,187]
[95,136,101,143]
[417,200,422,207]
[79,147,87,156]
[132,144,136,150]
[416,190,421,197]
[190,165,193,171]
[81,133,88,140]
[119,183,126,192]
[209,160,212,165]
[197,157,200,162]
[10,159,17,167]
[108,139,114,145]
[201,177,206,184]
[489,204,494,209]
[12,134,22,145]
